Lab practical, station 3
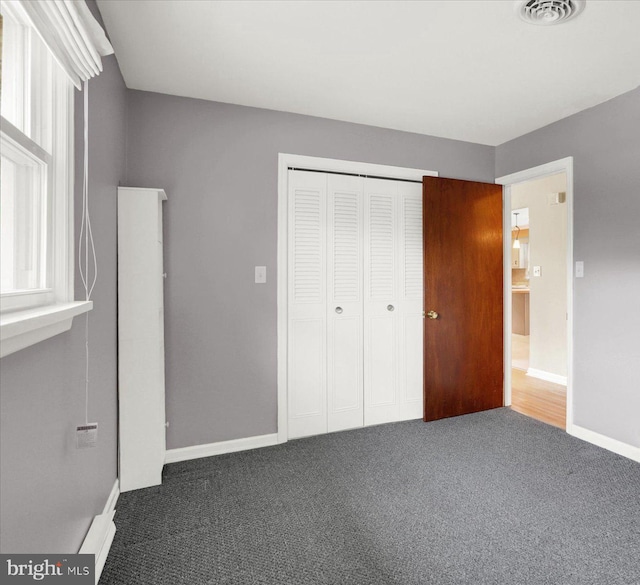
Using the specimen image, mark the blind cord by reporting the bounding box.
[78,80,98,425]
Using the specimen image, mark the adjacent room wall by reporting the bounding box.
[125,91,495,450]
[497,86,640,448]
[512,174,567,378]
[0,1,126,553]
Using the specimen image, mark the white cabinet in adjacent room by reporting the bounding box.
[117,187,167,492]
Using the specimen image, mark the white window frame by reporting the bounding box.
[0,3,91,358]
[1,118,55,311]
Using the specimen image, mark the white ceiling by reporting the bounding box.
[97,0,640,146]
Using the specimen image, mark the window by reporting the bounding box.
[1,4,73,313]
[0,2,95,358]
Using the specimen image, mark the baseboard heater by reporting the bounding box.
[79,511,116,584]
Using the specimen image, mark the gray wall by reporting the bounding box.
[497,87,640,448]
[0,2,126,553]
[125,92,495,449]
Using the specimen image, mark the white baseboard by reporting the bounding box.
[526,368,567,386]
[102,478,120,516]
[569,424,640,463]
[165,433,279,464]
[80,478,119,584]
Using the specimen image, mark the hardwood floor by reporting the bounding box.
[511,334,529,371]
[511,368,566,429]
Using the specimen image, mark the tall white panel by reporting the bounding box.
[364,179,399,426]
[287,171,328,439]
[327,174,364,432]
[118,187,167,492]
[398,183,424,420]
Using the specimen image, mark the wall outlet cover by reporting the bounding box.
[255,266,267,284]
[533,266,542,277]
[575,261,584,278]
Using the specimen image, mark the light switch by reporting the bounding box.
[255,266,267,284]
[533,266,542,277]
[575,261,584,278]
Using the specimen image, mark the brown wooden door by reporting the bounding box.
[423,177,503,422]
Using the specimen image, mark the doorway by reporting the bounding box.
[497,158,574,431]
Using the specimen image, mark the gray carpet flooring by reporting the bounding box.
[100,409,640,584]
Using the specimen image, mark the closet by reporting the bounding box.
[287,170,423,439]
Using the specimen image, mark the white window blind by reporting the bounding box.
[6,0,113,88]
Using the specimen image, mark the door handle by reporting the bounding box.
[335,307,343,314]
[387,305,394,312]
[426,310,439,320]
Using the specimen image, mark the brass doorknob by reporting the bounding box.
[426,310,439,320]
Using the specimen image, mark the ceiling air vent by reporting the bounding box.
[516,0,586,25]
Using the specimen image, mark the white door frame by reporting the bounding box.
[277,154,437,443]
[496,157,574,432]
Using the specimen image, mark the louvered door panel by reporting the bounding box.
[287,171,327,439]
[368,194,395,300]
[327,174,364,432]
[332,192,360,302]
[293,195,323,303]
[403,195,423,299]
[398,183,425,420]
[363,178,399,426]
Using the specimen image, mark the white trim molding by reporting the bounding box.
[102,478,120,516]
[495,157,573,186]
[526,368,567,386]
[501,185,513,406]
[569,425,640,463]
[79,479,119,585]
[0,301,92,358]
[277,154,437,443]
[165,433,279,464]
[496,157,574,429]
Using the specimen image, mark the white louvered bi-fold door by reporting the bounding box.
[287,171,328,439]
[397,183,424,420]
[327,174,364,432]
[364,179,400,425]
[363,178,424,426]
[288,170,423,440]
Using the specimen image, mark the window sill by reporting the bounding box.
[0,301,93,358]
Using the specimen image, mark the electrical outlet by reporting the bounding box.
[575,261,584,278]
[533,266,542,277]
[76,423,98,449]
